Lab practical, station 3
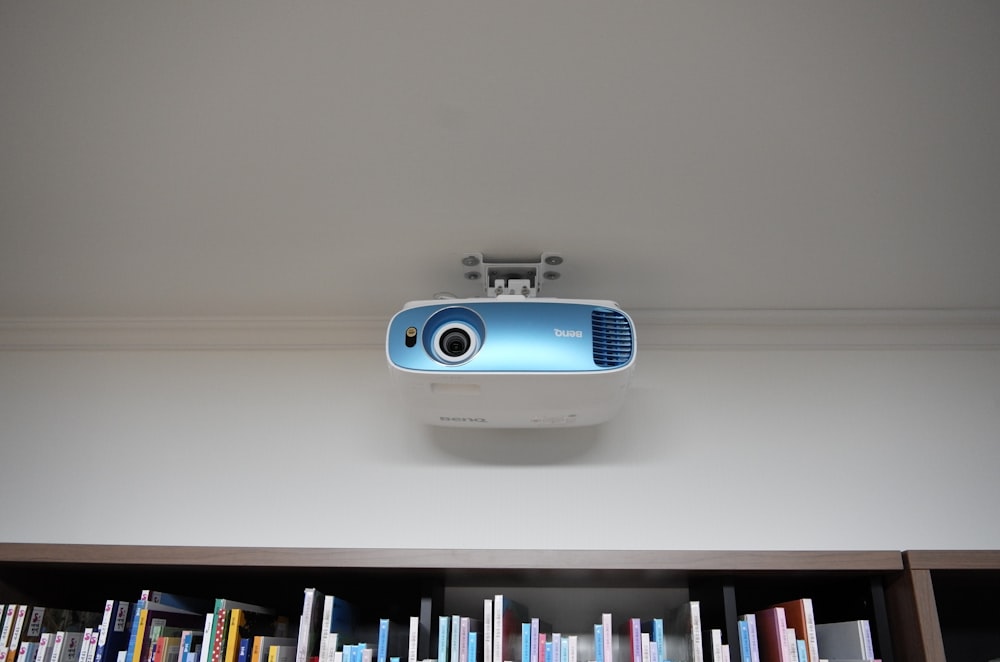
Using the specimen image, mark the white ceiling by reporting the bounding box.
[2,2,999,321]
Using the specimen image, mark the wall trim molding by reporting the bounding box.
[2,309,999,351]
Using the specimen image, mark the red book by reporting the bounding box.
[752,607,790,662]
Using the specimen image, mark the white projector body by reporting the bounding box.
[386,296,636,428]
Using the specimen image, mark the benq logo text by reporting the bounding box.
[554,328,583,338]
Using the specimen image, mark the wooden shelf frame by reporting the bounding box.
[0,543,904,572]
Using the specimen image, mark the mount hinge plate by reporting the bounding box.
[460,252,564,298]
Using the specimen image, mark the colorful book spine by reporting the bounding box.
[6,605,31,657]
[437,617,450,662]
[437,616,451,662]
[1,606,18,652]
[520,624,530,662]
[95,601,132,662]
[376,620,389,662]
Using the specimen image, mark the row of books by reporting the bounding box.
[0,591,879,662]
[702,598,879,662]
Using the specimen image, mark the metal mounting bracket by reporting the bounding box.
[460,252,564,298]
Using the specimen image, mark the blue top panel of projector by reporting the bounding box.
[386,299,635,373]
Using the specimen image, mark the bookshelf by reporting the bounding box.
[887,550,1000,662]
[0,544,909,662]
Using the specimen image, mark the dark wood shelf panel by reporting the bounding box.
[0,543,903,572]
[904,549,1000,570]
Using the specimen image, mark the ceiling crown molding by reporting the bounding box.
[1,309,999,351]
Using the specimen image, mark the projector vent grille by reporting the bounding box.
[592,310,634,368]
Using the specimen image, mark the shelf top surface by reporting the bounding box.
[0,543,903,572]
[904,549,1000,570]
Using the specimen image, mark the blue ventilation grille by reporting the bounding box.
[592,309,634,367]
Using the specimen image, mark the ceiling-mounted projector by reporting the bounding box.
[386,253,636,428]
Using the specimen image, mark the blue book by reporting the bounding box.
[94,600,133,662]
[796,640,807,662]
[437,617,450,662]
[737,621,751,662]
[521,624,531,662]
[468,632,477,662]
[651,619,664,662]
[377,620,390,662]
[593,625,603,662]
[237,639,251,662]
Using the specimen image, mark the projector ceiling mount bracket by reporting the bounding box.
[460,252,564,298]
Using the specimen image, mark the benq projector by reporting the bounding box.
[386,296,636,428]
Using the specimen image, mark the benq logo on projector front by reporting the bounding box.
[386,297,636,428]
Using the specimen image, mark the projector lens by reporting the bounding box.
[426,311,483,365]
[440,329,471,357]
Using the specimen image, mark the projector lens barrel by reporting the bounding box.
[440,329,471,357]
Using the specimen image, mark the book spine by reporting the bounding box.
[295,591,318,662]
[860,621,874,660]
[736,622,750,662]
[520,625,530,662]
[7,606,29,656]
[629,619,641,662]
[600,615,612,662]
[459,619,469,662]
[198,615,215,662]
[481,601,491,662]
[449,616,461,662]
[33,633,53,662]
[566,637,576,662]
[743,616,759,662]
[490,599,502,662]
[437,617,450,662]
[467,633,476,662]
[593,625,602,662]
[711,630,722,662]
[1,606,18,651]
[690,603,704,662]
[406,617,418,662]
[377,621,389,662]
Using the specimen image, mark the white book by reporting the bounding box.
[710,630,723,662]
[1,606,18,651]
[407,617,419,662]
[482,601,492,662]
[600,616,611,662]
[33,633,55,662]
[296,589,323,662]
[785,631,798,662]
[18,641,39,662]
[198,615,215,662]
[450,616,460,662]
[51,633,85,662]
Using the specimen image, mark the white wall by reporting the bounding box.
[2,343,998,550]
